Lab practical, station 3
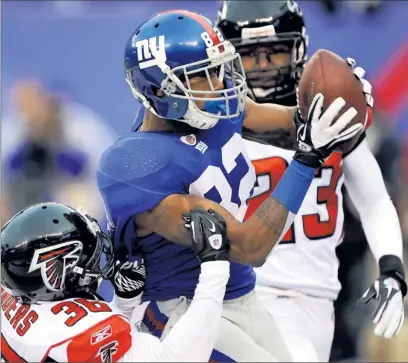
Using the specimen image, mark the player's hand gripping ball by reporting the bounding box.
[297,50,374,154]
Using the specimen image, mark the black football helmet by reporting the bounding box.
[216,0,307,106]
[1,202,115,303]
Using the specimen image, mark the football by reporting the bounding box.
[297,49,366,153]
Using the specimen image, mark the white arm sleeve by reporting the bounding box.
[119,261,230,362]
[343,138,403,262]
[111,293,143,321]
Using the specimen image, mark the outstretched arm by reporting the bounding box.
[136,94,362,267]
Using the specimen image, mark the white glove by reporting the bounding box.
[294,93,363,167]
[358,276,405,339]
[308,94,363,149]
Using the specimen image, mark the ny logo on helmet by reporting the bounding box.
[133,35,166,70]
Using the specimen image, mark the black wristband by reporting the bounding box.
[379,254,407,297]
[114,288,141,299]
[293,150,325,169]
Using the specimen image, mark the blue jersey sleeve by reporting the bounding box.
[97,133,185,239]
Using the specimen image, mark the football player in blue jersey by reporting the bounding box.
[97,9,365,361]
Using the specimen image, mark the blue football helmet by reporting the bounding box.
[124,10,248,129]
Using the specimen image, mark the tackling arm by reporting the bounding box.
[343,137,404,263]
[121,261,230,362]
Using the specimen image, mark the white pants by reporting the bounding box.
[256,286,335,362]
[141,290,293,362]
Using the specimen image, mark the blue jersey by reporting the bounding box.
[97,112,256,301]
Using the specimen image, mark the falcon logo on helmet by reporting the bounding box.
[28,240,83,292]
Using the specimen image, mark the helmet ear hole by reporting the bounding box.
[152,86,164,98]
[178,73,186,84]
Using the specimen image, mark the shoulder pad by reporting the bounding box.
[97,133,186,217]
[99,133,172,181]
[50,314,132,363]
